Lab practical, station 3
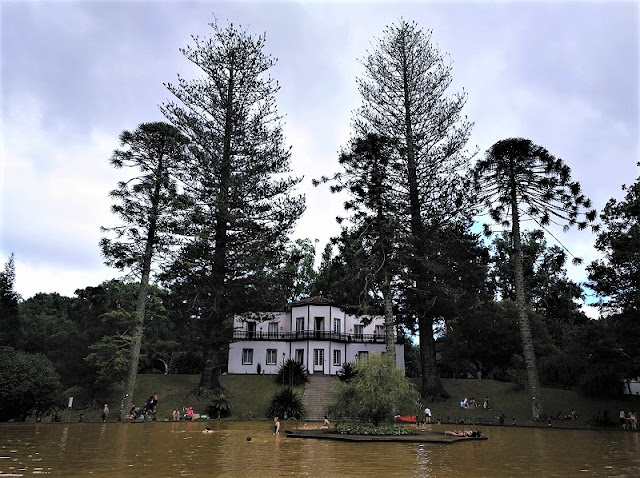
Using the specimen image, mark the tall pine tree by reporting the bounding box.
[162,21,304,391]
[100,121,189,419]
[353,19,475,399]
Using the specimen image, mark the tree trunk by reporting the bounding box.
[198,54,234,394]
[399,36,446,400]
[419,315,446,400]
[382,274,396,360]
[118,176,162,421]
[511,180,543,420]
[199,346,222,392]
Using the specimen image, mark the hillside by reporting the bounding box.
[74,375,640,427]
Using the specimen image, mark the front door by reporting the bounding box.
[313,349,324,373]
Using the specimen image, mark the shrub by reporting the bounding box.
[206,390,233,419]
[336,362,357,382]
[579,368,624,398]
[0,347,64,421]
[169,351,202,374]
[329,353,419,426]
[275,359,309,386]
[538,352,584,389]
[338,424,412,436]
[266,387,305,419]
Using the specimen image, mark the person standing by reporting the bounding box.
[149,394,159,421]
[101,404,109,422]
[273,416,280,435]
[424,406,431,424]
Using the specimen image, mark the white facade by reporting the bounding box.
[227,298,405,375]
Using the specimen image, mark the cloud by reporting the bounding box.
[1,1,638,304]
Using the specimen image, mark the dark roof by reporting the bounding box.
[288,296,334,307]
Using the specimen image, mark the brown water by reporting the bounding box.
[1,421,639,477]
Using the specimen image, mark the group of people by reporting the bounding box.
[172,406,196,421]
[619,410,638,430]
[459,397,491,410]
[444,429,483,437]
[129,393,159,420]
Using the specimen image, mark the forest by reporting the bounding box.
[1,19,638,423]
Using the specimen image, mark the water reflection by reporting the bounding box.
[1,422,640,477]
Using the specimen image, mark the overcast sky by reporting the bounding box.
[1,1,638,316]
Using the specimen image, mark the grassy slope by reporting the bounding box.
[429,378,640,427]
[79,375,303,422]
[77,375,640,427]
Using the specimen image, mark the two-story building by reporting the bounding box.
[228,296,405,375]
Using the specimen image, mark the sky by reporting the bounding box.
[1,0,638,317]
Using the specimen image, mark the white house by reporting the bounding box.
[227,296,405,375]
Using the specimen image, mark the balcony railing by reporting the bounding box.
[231,329,392,344]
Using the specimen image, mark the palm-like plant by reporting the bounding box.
[472,137,597,420]
[266,388,305,420]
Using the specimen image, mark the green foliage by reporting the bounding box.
[206,389,233,419]
[0,347,64,421]
[473,138,598,237]
[161,20,305,389]
[329,353,420,426]
[438,300,521,379]
[538,352,585,389]
[336,362,358,382]
[268,239,319,305]
[403,343,421,378]
[100,121,189,274]
[490,231,588,348]
[84,334,132,386]
[472,137,597,419]
[275,359,309,386]
[338,424,412,435]
[0,254,22,348]
[579,369,624,398]
[169,351,203,374]
[587,166,640,315]
[266,387,305,419]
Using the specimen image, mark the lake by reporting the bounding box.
[1,421,639,476]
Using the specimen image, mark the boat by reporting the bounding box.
[284,428,488,444]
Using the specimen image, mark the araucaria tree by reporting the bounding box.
[353,19,474,399]
[317,133,403,358]
[472,137,597,420]
[100,121,189,420]
[162,21,304,391]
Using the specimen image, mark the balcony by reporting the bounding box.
[231,329,392,344]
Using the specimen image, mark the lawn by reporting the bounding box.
[71,375,640,428]
[76,374,304,422]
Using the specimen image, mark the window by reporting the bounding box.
[247,322,256,338]
[357,351,368,362]
[333,318,341,333]
[296,317,304,332]
[315,317,324,330]
[354,324,364,340]
[295,349,304,364]
[266,349,277,365]
[268,322,278,338]
[375,325,384,338]
[242,348,253,365]
[333,349,341,366]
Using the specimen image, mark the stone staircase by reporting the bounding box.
[302,374,337,421]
